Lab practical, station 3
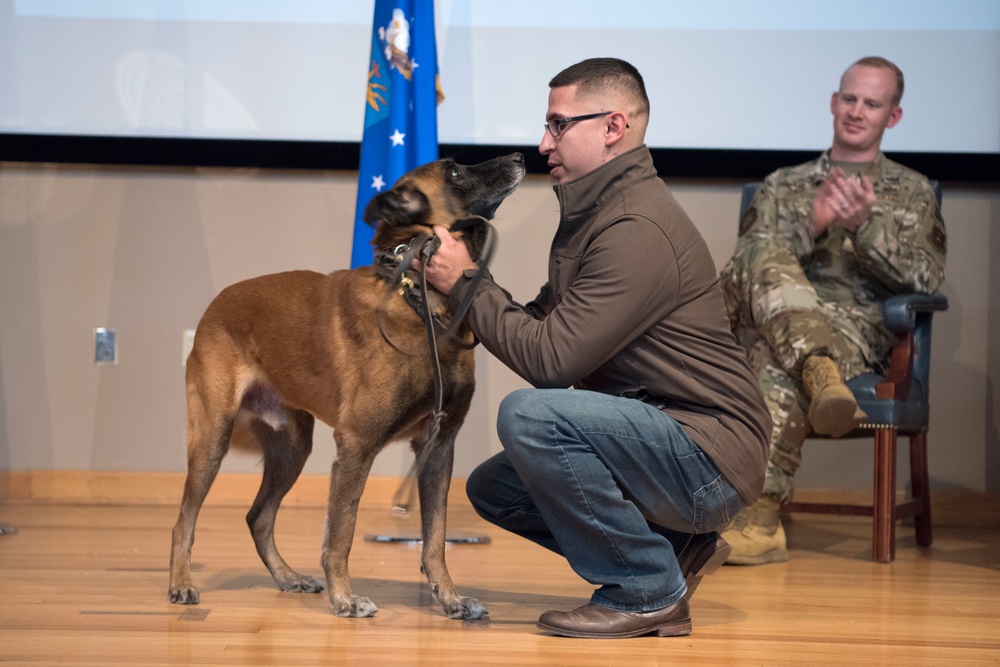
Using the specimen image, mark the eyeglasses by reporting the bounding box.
[544,111,612,138]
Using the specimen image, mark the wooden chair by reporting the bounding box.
[739,182,948,562]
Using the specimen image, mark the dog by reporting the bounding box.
[168,153,525,619]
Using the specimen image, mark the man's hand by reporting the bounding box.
[808,166,876,237]
[416,226,476,296]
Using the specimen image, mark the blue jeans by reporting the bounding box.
[467,388,744,612]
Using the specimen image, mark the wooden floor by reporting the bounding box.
[1,476,999,666]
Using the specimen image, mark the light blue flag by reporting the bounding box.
[351,0,440,269]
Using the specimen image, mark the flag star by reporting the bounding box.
[371,174,386,191]
[389,129,406,146]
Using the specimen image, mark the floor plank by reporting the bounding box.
[1,489,998,665]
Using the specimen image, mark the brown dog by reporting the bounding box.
[168,153,525,619]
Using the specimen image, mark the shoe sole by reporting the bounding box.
[809,392,864,437]
[536,618,692,639]
[684,537,732,601]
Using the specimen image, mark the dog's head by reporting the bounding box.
[364,153,525,260]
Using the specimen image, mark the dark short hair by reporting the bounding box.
[549,57,650,118]
[847,56,905,106]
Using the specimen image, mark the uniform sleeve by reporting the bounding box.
[721,171,817,328]
[450,217,678,388]
[852,178,947,294]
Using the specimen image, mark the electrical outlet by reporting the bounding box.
[94,328,117,366]
[182,329,196,368]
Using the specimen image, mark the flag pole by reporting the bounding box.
[350,0,441,269]
[353,0,487,546]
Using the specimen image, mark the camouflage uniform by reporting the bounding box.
[720,151,947,503]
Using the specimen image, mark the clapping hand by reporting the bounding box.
[809,166,875,237]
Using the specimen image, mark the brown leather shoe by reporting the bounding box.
[677,532,731,601]
[536,599,692,639]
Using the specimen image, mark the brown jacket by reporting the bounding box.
[449,146,770,504]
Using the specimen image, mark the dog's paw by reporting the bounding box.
[443,596,487,621]
[168,586,200,605]
[331,595,378,618]
[277,574,325,594]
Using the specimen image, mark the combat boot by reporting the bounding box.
[802,355,867,437]
[721,496,789,565]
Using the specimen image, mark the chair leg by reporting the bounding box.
[873,426,899,563]
[909,430,933,547]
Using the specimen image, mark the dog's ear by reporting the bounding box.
[363,183,430,227]
[451,216,489,261]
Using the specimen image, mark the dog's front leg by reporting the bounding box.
[322,445,378,618]
[417,438,487,620]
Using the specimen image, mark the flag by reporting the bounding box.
[351,0,441,269]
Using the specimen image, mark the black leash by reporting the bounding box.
[374,218,497,515]
[390,235,446,515]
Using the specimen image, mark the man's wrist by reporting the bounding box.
[446,266,479,305]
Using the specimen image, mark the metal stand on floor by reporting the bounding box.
[0,524,16,536]
[363,465,490,546]
[363,508,490,545]
[365,532,490,545]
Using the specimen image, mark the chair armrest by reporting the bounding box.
[883,293,949,332]
[877,293,948,402]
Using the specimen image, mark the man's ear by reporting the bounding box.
[886,105,903,129]
[605,111,629,147]
[363,184,430,227]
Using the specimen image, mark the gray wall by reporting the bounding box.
[1,161,997,492]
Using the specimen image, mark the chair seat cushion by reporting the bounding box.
[847,373,929,431]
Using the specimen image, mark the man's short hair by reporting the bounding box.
[549,57,650,120]
[846,56,905,106]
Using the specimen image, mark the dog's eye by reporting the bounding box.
[450,168,460,179]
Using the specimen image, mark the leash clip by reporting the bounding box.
[396,275,415,296]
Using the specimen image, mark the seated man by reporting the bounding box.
[719,56,947,565]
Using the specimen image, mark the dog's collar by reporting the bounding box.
[371,246,405,285]
[371,234,441,325]
[371,235,478,353]
[371,236,433,295]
